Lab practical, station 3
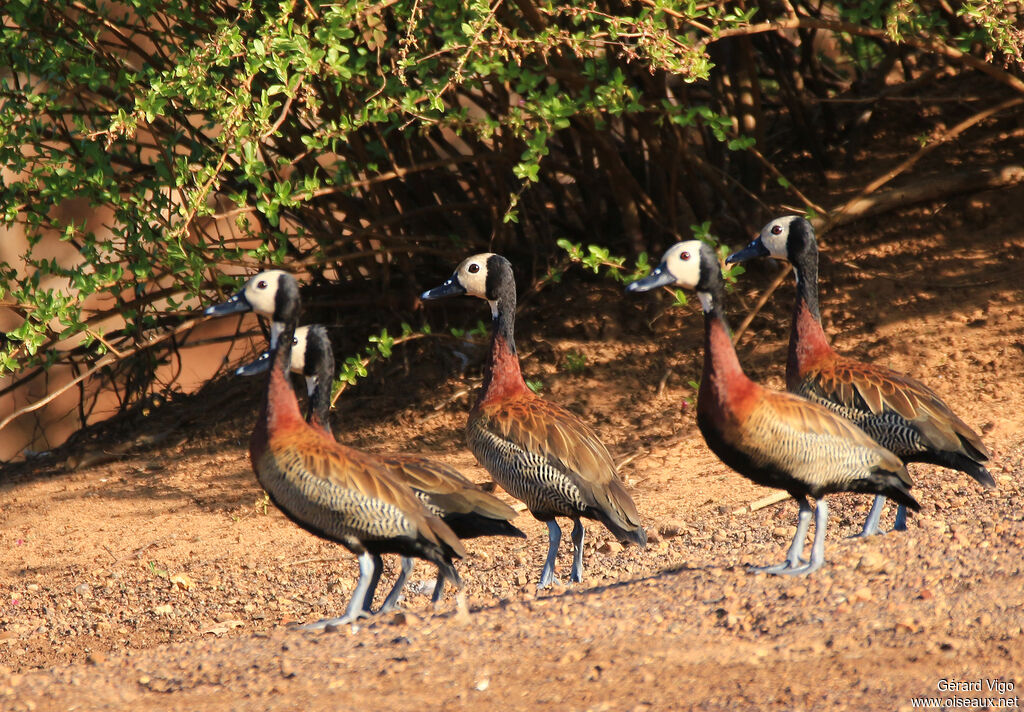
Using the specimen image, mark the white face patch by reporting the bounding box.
[290,326,309,375]
[456,252,494,299]
[243,269,290,317]
[660,240,704,289]
[758,216,799,259]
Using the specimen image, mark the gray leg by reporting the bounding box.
[298,552,375,630]
[361,554,384,613]
[893,503,908,531]
[538,520,562,589]
[779,498,828,575]
[379,556,414,614]
[569,518,585,583]
[852,495,887,538]
[751,497,812,574]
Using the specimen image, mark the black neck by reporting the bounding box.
[788,222,822,322]
[696,249,731,328]
[794,252,821,323]
[491,277,517,354]
[703,279,731,327]
[308,344,334,430]
[270,320,297,389]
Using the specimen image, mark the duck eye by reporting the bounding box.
[468,263,480,274]
[257,280,268,289]
[680,251,690,261]
[771,225,783,235]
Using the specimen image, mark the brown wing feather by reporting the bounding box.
[755,389,910,484]
[377,452,475,492]
[376,452,518,521]
[765,390,900,455]
[811,356,990,457]
[480,393,642,526]
[485,394,616,482]
[275,429,466,557]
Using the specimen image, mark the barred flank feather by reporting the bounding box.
[263,324,527,543]
[258,431,465,557]
[469,393,645,544]
[797,360,994,487]
[377,452,525,540]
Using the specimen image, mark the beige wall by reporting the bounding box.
[0,200,270,462]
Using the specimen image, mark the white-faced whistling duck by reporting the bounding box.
[238,324,525,612]
[421,253,646,588]
[627,241,920,575]
[727,216,994,536]
[205,270,465,628]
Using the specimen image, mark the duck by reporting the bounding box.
[237,323,525,612]
[421,253,646,588]
[627,241,920,574]
[726,216,994,536]
[204,270,465,628]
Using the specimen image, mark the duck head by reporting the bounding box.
[204,269,300,346]
[626,240,725,313]
[726,215,815,266]
[627,240,722,292]
[205,270,298,319]
[421,253,515,318]
[236,324,330,399]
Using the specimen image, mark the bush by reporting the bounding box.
[0,0,1020,445]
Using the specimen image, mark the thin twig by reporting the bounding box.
[616,451,646,469]
[280,558,343,568]
[656,369,672,397]
[435,389,470,410]
[698,16,1024,97]
[260,74,305,140]
[826,97,1024,232]
[828,164,1024,229]
[84,328,125,359]
[427,0,503,103]
[0,317,201,435]
[733,263,793,343]
[734,490,790,514]
[745,146,826,216]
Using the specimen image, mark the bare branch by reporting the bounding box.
[0,318,202,436]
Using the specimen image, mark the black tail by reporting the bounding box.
[443,513,527,540]
[437,557,462,590]
[912,450,996,489]
[595,511,648,547]
[411,528,465,591]
[854,471,921,512]
[881,476,921,512]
